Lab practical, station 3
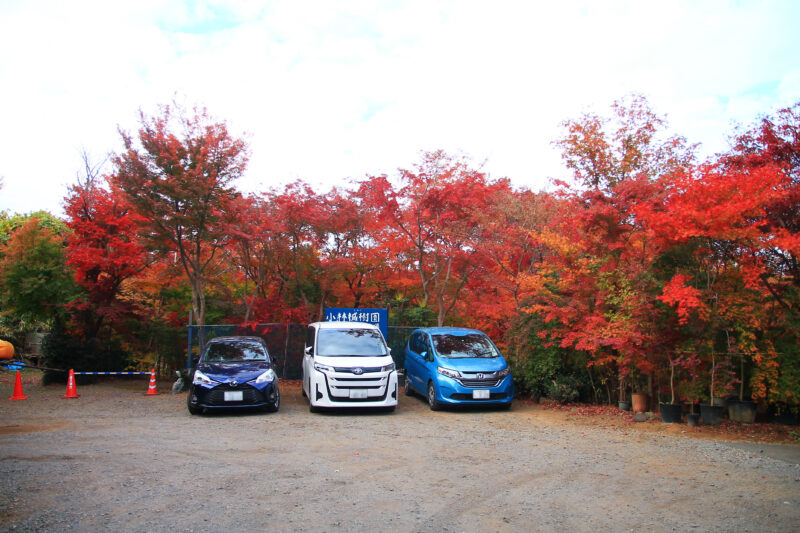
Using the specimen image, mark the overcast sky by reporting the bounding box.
[1,0,798,216]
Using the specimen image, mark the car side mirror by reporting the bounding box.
[420,351,427,359]
[304,346,312,356]
[190,356,199,368]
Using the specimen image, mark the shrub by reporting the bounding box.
[40,324,130,384]
[545,375,581,404]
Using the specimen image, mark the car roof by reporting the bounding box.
[414,327,486,336]
[308,321,380,330]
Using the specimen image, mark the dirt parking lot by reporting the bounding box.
[1,373,799,532]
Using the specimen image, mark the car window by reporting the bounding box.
[202,340,269,362]
[316,328,387,357]
[409,332,421,354]
[431,333,499,359]
[306,325,316,353]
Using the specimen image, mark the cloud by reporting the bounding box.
[1,0,798,215]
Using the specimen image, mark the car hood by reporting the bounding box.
[197,361,272,383]
[436,356,507,372]
[314,355,393,369]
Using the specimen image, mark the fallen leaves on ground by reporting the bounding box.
[528,399,800,444]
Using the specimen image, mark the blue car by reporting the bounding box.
[403,327,513,410]
[187,336,280,414]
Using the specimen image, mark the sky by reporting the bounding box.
[1,0,798,216]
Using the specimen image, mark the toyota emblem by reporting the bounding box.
[230,380,238,387]
[476,373,485,379]
[353,368,364,375]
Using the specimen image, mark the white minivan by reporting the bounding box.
[302,321,398,412]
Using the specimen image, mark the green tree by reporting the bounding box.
[0,218,76,324]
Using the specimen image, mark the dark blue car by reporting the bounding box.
[187,336,280,414]
[404,327,513,410]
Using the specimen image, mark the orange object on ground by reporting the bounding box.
[0,340,14,360]
[63,369,79,399]
[9,370,28,400]
[146,369,158,395]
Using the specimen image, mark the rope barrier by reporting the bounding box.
[72,371,152,375]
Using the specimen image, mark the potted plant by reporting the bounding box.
[630,369,648,413]
[618,375,631,411]
[659,353,682,423]
[699,349,726,425]
[727,350,756,423]
[679,354,703,426]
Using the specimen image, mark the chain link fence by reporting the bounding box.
[187,324,418,379]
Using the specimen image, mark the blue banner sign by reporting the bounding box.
[324,308,388,340]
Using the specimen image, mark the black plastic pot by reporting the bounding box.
[659,403,682,423]
[728,399,756,424]
[686,412,700,426]
[618,401,631,411]
[700,403,724,426]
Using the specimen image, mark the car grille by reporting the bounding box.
[333,366,383,373]
[203,385,263,406]
[456,372,505,388]
[326,372,389,401]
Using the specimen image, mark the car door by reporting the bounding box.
[404,332,425,392]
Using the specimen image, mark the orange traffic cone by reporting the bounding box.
[63,369,79,399]
[9,370,28,400]
[145,369,158,395]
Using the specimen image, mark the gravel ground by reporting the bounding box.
[1,374,799,532]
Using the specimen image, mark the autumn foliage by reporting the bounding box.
[1,96,799,412]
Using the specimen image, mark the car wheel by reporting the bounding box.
[383,405,396,413]
[309,400,319,413]
[265,388,280,413]
[427,382,441,411]
[403,374,414,396]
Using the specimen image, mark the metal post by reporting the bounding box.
[186,310,193,370]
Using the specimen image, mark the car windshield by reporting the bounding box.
[317,328,387,357]
[202,340,269,362]
[431,333,500,359]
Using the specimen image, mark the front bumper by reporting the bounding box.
[435,375,514,405]
[309,368,398,408]
[189,381,279,410]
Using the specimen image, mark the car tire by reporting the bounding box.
[404,374,414,397]
[265,388,280,413]
[309,401,320,413]
[383,405,396,413]
[427,381,441,411]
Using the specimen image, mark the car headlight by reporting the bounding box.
[192,370,218,386]
[497,367,510,377]
[437,366,461,379]
[381,362,396,372]
[314,362,334,373]
[254,369,277,384]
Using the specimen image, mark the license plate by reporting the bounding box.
[224,391,243,402]
[349,389,368,399]
[473,389,490,399]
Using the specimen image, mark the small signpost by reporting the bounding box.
[323,308,388,340]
